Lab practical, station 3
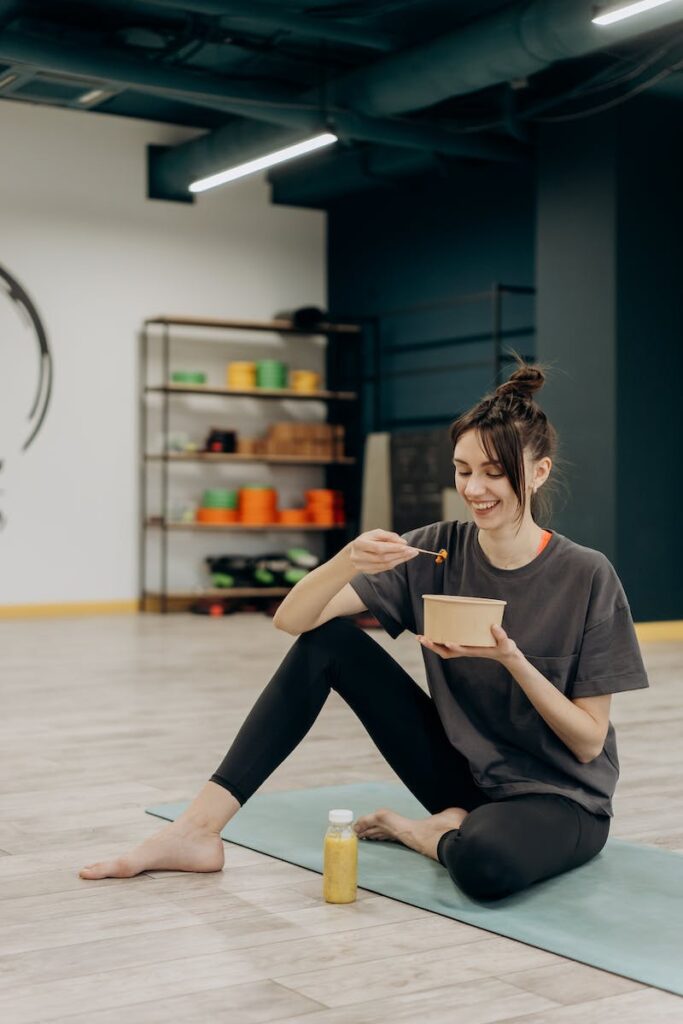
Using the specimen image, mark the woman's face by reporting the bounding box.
[453,429,534,528]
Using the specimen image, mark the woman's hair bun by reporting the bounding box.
[495,362,545,402]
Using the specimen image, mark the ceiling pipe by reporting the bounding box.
[0,28,298,109]
[150,107,523,198]
[151,104,523,199]
[152,0,683,196]
[0,28,523,200]
[150,121,306,200]
[269,145,446,208]
[333,0,683,116]
[7,0,678,199]
[139,0,395,52]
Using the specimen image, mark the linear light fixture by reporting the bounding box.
[0,73,17,89]
[592,0,680,25]
[189,132,338,193]
[77,88,108,105]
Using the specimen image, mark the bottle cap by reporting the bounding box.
[328,809,353,824]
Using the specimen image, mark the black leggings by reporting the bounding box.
[210,618,610,901]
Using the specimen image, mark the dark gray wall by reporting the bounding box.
[535,113,619,561]
[318,96,681,621]
[536,97,683,620]
[327,161,536,430]
[616,98,683,619]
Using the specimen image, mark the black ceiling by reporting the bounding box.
[1,1,681,203]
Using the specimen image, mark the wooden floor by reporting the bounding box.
[1,613,681,1023]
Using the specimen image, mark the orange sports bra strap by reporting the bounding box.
[536,530,552,555]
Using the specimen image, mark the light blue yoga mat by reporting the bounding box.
[147,781,683,997]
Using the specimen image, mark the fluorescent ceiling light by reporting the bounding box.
[189,132,338,193]
[0,73,17,89]
[592,0,679,26]
[77,88,107,105]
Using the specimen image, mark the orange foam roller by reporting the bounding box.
[240,493,277,504]
[240,498,277,511]
[239,487,277,500]
[307,496,342,507]
[196,507,239,524]
[239,487,278,524]
[305,489,338,500]
[278,509,310,525]
[308,511,336,525]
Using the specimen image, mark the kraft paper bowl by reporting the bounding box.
[422,594,507,647]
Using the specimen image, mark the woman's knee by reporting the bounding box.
[440,821,523,901]
[295,616,371,666]
[287,617,365,685]
[293,617,377,697]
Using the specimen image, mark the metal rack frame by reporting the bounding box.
[139,315,364,613]
[368,283,535,431]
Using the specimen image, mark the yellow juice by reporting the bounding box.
[323,831,358,903]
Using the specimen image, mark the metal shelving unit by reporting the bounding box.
[140,314,363,613]
[368,283,535,430]
[146,452,356,465]
[145,518,347,532]
[146,383,357,401]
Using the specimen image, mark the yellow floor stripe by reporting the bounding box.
[0,601,681,640]
[634,620,683,643]
[0,601,137,619]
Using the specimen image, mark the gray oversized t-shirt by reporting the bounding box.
[350,521,649,817]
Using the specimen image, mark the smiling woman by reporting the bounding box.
[79,356,650,906]
[447,355,559,570]
[451,356,557,526]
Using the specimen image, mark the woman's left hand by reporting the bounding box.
[417,624,519,664]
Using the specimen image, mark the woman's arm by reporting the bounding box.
[272,554,363,636]
[273,529,419,636]
[419,625,609,764]
[503,652,609,764]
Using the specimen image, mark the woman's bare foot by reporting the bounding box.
[79,819,225,880]
[79,782,239,880]
[354,806,468,861]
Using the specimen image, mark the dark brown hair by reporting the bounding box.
[449,354,564,529]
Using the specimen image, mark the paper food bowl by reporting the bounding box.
[422,594,507,647]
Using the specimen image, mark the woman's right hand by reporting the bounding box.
[346,529,420,575]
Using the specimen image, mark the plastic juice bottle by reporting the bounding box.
[323,809,358,904]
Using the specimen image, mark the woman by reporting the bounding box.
[80,361,649,901]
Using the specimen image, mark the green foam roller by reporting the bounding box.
[202,489,238,508]
[211,573,235,588]
[171,371,207,384]
[201,498,238,509]
[284,567,309,585]
[287,548,319,569]
[256,360,287,388]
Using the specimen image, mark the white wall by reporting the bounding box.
[0,100,326,604]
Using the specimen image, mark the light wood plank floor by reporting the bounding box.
[1,613,681,1023]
